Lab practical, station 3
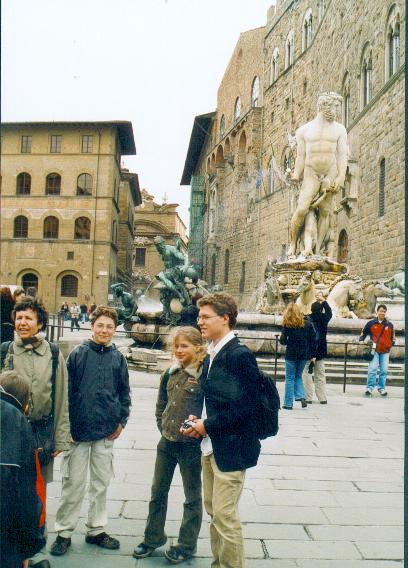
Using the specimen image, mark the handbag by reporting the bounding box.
[31,416,55,467]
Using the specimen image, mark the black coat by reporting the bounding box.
[0,391,45,567]
[310,301,332,359]
[202,336,261,472]
[279,319,317,360]
[67,340,131,442]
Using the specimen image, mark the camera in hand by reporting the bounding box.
[308,361,315,374]
[181,420,195,430]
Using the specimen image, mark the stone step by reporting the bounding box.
[256,359,404,385]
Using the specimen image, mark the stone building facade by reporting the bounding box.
[0,121,141,311]
[182,0,405,307]
[133,189,188,292]
[116,169,141,289]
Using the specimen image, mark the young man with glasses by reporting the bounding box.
[182,292,261,568]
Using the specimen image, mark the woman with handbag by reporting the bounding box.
[0,296,70,568]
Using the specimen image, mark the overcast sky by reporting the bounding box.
[2,0,273,228]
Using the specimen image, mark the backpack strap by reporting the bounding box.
[47,341,60,420]
[0,341,13,370]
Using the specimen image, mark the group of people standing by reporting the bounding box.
[0,288,396,568]
[280,296,332,409]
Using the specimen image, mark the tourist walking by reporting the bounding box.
[303,295,332,404]
[133,326,206,563]
[12,285,25,304]
[50,306,131,557]
[0,296,70,568]
[79,303,88,323]
[0,286,15,342]
[69,302,80,331]
[182,292,261,568]
[280,303,316,410]
[360,304,395,396]
[60,302,69,321]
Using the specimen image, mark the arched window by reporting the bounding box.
[379,158,385,217]
[112,220,117,244]
[234,97,241,124]
[282,147,293,172]
[16,172,31,195]
[302,9,313,51]
[285,30,295,69]
[239,261,246,293]
[22,273,38,293]
[361,45,373,108]
[318,0,326,22]
[43,215,59,239]
[342,73,351,127]
[61,274,78,297]
[270,48,279,84]
[209,187,217,235]
[74,217,91,240]
[238,131,247,166]
[268,160,275,194]
[211,254,216,286]
[337,230,349,263]
[386,6,400,80]
[224,249,230,284]
[14,215,28,238]
[45,173,61,195]
[219,115,225,138]
[251,77,260,107]
[77,173,93,196]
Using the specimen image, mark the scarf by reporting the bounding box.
[14,332,45,351]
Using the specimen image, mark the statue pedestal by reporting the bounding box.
[255,255,348,314]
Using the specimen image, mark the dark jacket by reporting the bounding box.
[202,336,261,473]
[0,391,45,567]
[359,317,395,353]
[179,304,199,328]
[67,339,131,442]
[309,301,332,359]
[156,362,203,443]
[0,296,14,343]
[279,319,316,360]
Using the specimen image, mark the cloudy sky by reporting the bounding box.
[2,0,273,227]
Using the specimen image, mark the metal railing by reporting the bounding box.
[44,323,404,393]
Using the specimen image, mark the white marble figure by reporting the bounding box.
[287,92,348,258]
[327,278,364,319]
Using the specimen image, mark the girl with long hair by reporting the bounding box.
[280,303,316,410]
[133,326,206,564]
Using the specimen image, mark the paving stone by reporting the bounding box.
[322,507,403,526]
[353,481,403,492]
[355,541,404,560]
[254,489,339,507]
[272,479,356,491]
[295,561,403,568]
[307,525,403,542]
[265,539,361,559]
[242,523,309,540]
[330,491,403,508]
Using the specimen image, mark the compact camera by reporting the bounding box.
[181,420,195,430]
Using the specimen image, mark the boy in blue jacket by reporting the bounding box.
[50,306,131,557]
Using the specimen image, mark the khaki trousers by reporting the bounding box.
[55,438,114,538]
[302,359,327,402]
[202,453,246,568]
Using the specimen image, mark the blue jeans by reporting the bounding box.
[284,359,307,408]
[367,352,389,390]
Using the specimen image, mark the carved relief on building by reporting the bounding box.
[134,236,153,246]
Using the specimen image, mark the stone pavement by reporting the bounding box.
[46,372,404,568]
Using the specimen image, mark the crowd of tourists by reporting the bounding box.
[0,288,395,568]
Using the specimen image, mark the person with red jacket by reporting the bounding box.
[359,304,395,396]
